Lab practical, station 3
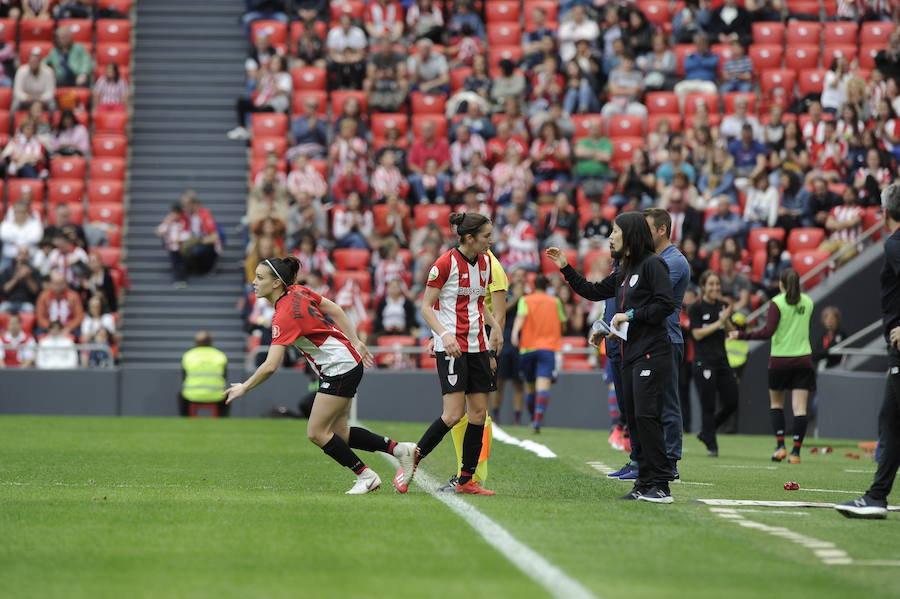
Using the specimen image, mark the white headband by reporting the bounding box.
[264,259,287,288]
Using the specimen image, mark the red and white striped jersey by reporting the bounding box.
[827,205,865,242]
[1,330,35,366]
[427,248,492,353]
[271,285,361,377]
[802,120,827,144]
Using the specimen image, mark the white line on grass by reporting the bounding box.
[492,424,557,458]
[801,488,865,495]
[713,465,778,470]
[710,507,809,516]
[695,498,900,511]
[379,454,599,599]
[586,461,616,475]
[844,469,876,473]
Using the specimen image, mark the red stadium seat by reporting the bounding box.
[648,114,683,133]
[96,18,131,43]
[711,43,735,77]
[792,249,830,289]
[18,42,52,63]
[485,1,519,22]
[752,22,785,45]
[607,114,644,138]
[487,46,524,74]
[292,90,327,117]
[249,20,287,47]
[92,110,128,135]
[58,19,92,42]
[93,246,122,267]
[0,109,10,133]
[540,249,577,275]
[863,206,885,241]
[89,158,126,182]
[96,43,131,66]
[570,114,604,139]
[98,0,132,13]
[645,91,679,115]
[414,204,452,230]
[330,0,365,21]
[250,113,288,137]
[19,18,54,41]
[0,312,35,334]
[7,179,44,205]
[88,202,125,227]
[582,250,612,272]
[760,69,796,97]
[371,113,408,138]
[785,45,819,71]
[611,137,644,170]
[291,66,326,91]
[524,0,558,26]
[638,1,670,25]
[0,18,13,43]
[56,87,91,110]
[332,248,371,271]
[411,114,448,139]
[747,227,785,253]
[786,22,821,46]
[50,156,87,180]
[331,89,368,117]
[860,22,895,45]
[375,335,416,367]
[0,87,10,110]
[88,181,124,204]
[822,0,838,16]
[409,92,446,115]
[673,44,696,77]
[786,227,826,253]
[722,92,757,115]
[332,270,371,294]
[487,24,521,46]
[683,92,720,117]
[822,44,857,68]
[823,22,857,45]
[798,69,827,96]
[251,136,287,160]
[449,67,473,93]
[46,202,84,226]
[748,44,783,72]
[47,180,85,205]
[561,336,591,370]
[751,250,767,283]
[859,46,880,70]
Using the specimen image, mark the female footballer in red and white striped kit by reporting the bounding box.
[393,212,503,495]
[225,256,416,495]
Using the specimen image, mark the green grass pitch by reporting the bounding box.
[2,415,899,599]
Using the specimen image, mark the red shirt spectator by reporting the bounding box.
[486,121,528,167]
[1,313,36,367]
[408,121,450,175]
[36,270,84,336]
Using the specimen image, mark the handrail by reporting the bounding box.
[825,347,886,357]
[829,320,883,351]
[746,219,886,324]
[0,343,115,368]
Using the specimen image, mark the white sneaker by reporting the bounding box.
[346,467,381,495]
[226,126,249,140]
[391,442,418,493]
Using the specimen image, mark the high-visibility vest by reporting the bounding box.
[181,346,227,402]
[771,293,813,357]
[725,338,749,368]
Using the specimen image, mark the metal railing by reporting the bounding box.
[0,344,115,368]
[822,319,888,359]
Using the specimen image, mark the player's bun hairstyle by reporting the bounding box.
[262,256,301,288]
[780,267,801,305]
[449,212,490,243]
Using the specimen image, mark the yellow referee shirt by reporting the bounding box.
[484,250,508,315]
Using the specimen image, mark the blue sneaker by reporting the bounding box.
[618,465,639,480]
[607,462,636,479]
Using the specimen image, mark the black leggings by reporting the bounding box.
[621,350,672,488]
[236,97,274,127]
[693,361,739,450]
[869,352,900,500]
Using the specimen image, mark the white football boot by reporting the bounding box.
[346,467,381,495]
[392,442,418,493]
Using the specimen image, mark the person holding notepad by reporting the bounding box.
[547,212,675,504]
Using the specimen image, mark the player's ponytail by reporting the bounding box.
[450,212,490,243]
[261,256,300,290]
[780,267,801,305]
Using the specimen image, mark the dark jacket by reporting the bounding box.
[561,253,675,363]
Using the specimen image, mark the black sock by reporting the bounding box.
[458,423,484,485]
[348,427,395,454]
[321,434,366,474]
[769,408,785,448]
[792,415,808,455]
[416,418,451,460]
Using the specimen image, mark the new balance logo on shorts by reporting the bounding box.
[320,382,330,389]
[640,370,651,377]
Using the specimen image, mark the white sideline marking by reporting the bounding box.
[492,424,557,458]
[802,488,865,495]
[844,469,876,473]
[586,461,616,475]
[679,481,715,486]
[709,508,900,567]
[695,498,900,511]
[380,454,599,599]
[714,465,777,470]
[0,481,276,491]
[710,507,809,516]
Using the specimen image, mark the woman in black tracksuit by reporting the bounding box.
[547,212,675,503]
[689,270,739,457]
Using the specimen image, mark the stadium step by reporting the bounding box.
[123,0,249,367]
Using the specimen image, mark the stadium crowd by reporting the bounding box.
[0,0,131,369]
[233,0,898,370]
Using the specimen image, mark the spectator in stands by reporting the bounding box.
[447,0,485,41]
[331,97,368,138]
[408,120,450,199]
[530,121,571,183]
[771,121,810,176]
[405,0,443,44]
[611,148,655,209]
[287,192,327,244]
[720,42,753,94]
[489,59,526,114]
[454,101,495,141]
[366,40,408,113]
[375,193,412,246]
[36,320,78,369]
[486,119,528,167]
[720,98,761,144]
[559,6,599,63]
[718,252,751,313]
[326,13,367,89]
[874,30,900,82]
[55,0,92,19]
[448,23,485,69]
[457,54,490,102]
[775,171,807,232]
[704,197,745,251]
[540,192,579,250]
[807,120,847,183]
[92,63,129,111]
[579,201,613,253]
[638,32,677,92]
[498,204,539,270]
[492,144,533,204]
[625,9,654,57]
[289,97,328,158]
[573,120,612,186]
[179,191,220,278]
[523,6,555,54]
[2,120,45,178]
[293,0,326,23]
[241,0,288,37]
[293,26,325,67]
[46,27,92,88]
[656,143,697,189]
[873,99,900,157]
[333,192,373,249]
[407,38,449,95]
[449,125,485,174]
[1,313,36,368]
[812,306,845,370]
[374,278,417,339]
[244,31,280,81]
[759,238,792,299]
[743,173,779,229]
[819,186,864,267]
[85,326,115,367]
[329,117,368,182]
[854,148,894,207]
[50,110,89,157]
[80,252,117,313]
[802,177,842,230]
[229,55,291,140]
[601,52,646,119]
[36,270,84,338]
[80,294,116,342]
[524,32,557,72]
[374,127,407,172]
[0,202,43,270]
[699,146,736,205]
[292,233,335,277]
[22,0,50,19]
[48,231,88,288]
[331,160,368,204]
[729,124,768,187]
[822,57,851,116]
[244,235,277,284]
[562,59,601,115]
[674,34,718,99]
[706,0,751,43]
[662,171,702,213]
[681,237,707,284]
[365,0,403,42]
[372,150,405,202]
[13,48,56,111]
[155,204,188,287]
[0,247,40,312]
[247,181,290,228]
[453,154,491,200]
[373,236,406,298]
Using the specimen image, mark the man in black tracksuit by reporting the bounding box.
[548,215,675,502]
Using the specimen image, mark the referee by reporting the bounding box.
[836,183,900,519]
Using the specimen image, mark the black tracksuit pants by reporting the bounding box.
[621,350,672,488]
[869,352,900,501]
[693,360,739,451]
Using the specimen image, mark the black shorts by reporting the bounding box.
[435,351,497,395]
[768,367,816,392]
[318,361,364,398]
